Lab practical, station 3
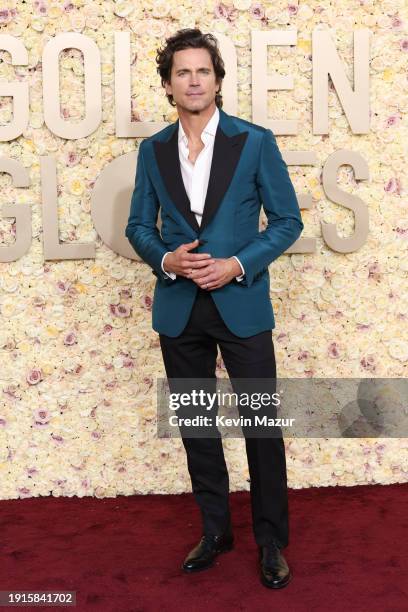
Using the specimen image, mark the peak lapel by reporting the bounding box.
[153,124,200,233]
[153,110,248,235]
[200,126,248,233]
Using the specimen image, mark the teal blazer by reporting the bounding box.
[125,108,304,338]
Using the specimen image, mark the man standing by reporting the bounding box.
[125,29,303,589]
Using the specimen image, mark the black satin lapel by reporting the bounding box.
[153,123,249,235]
[199,128,249,233]
[153,128,200,234]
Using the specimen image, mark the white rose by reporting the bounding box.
[387,340,408,362]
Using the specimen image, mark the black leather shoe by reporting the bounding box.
[182,530,234,573]
[259,542,292,589]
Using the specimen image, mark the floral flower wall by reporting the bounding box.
[0,0,407,500]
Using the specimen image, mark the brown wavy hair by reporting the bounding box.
[156,28,226,108]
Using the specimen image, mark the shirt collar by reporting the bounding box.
[178,106,219,144]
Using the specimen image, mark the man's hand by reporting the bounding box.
[188,257,242,290]
[163,239,215,278]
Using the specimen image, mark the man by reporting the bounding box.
[125,28,303,590]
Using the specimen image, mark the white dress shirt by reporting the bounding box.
[161,106,245,282]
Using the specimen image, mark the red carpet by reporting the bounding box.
[1,482,407,611]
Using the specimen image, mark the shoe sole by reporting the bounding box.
[182,543,234,573]
[260,570,293,589]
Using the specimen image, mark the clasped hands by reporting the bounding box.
[163,239,242,291]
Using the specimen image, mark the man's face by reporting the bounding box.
[164,47,220,113]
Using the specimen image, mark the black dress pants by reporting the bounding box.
[159,287,289,549]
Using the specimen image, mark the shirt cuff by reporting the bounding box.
[161,252,176,280]
[233,256,245,282]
